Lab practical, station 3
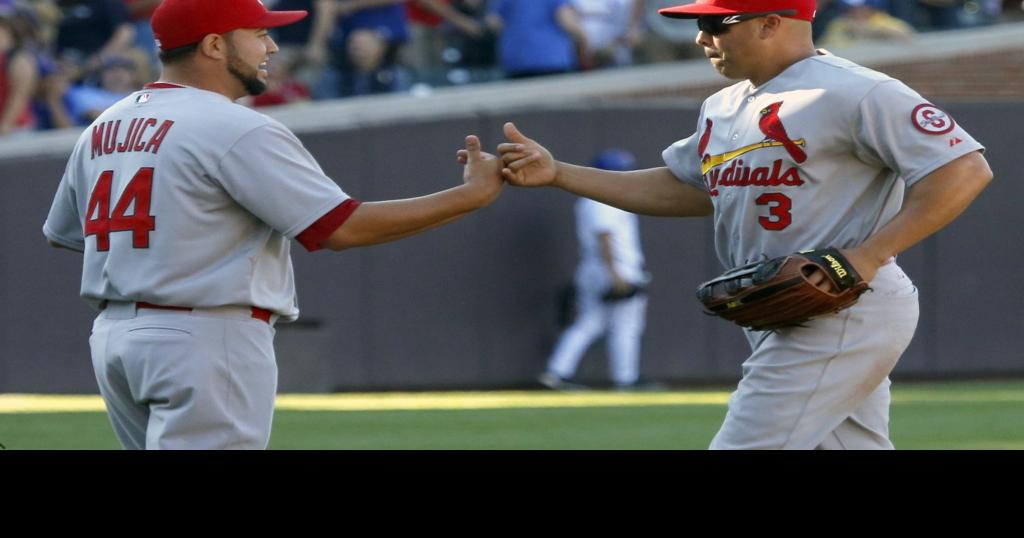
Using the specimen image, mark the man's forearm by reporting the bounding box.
[99,25,136,58]
[308,0,339,49]
[414,0,481,35]
[554,164,713,218]
[556,4,587,45]
[325,184,489,250]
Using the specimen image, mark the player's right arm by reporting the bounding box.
[323,135,503,250]
[498,123,713,218]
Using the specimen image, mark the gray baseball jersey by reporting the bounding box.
[662,53,983,270]
[43,83,358,321]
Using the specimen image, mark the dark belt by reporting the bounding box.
[137,302,273,324]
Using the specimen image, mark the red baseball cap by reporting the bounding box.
[659,0,817,22]
[151,0,308,51]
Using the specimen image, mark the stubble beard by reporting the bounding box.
[226,42,268,96]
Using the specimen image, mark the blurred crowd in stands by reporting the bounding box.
[0,0,1017,137]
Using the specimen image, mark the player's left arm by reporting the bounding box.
[843,150,993,283]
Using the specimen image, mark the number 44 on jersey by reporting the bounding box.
[84,167,156,251]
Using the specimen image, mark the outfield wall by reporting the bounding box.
[1,101,1020,392]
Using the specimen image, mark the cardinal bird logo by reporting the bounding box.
[698,118,713,161]
[758,102,807,164]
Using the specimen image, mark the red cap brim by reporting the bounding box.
[658,5,740,18]
[254,10,308,29]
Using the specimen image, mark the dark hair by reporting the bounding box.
[158,42,201,65]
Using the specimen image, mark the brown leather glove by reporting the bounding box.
[696,248,870,331]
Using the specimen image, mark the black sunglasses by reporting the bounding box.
[696,10,798,36]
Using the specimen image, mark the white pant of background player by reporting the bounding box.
[710,262,920,450]
[546,263,648,387]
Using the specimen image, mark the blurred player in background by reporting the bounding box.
[539,149,651,391]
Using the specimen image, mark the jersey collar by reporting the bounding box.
[143,82,188,89]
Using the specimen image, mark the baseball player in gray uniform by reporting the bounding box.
[42,0,504,450]
[495,0,992,449]
[540,149,650,390]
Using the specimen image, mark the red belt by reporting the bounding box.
[137,302,273,324]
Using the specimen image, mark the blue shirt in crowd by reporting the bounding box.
[490,0,577,76]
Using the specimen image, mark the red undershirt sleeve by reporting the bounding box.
[295,198,362,252]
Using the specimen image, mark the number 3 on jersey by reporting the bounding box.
[84,168,156,251]
[756,192,792,231]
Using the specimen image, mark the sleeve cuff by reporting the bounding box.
[42,225,86,252]
[296,199,362,252]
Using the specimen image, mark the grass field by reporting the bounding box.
[1,380,1023,449]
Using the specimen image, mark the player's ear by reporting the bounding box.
[759,14,784,39]
[198,33,229,61]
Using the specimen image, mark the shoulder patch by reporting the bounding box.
[911,103,955,135]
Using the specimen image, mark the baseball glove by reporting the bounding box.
[601,283,645,303]
[696,248,870,331]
